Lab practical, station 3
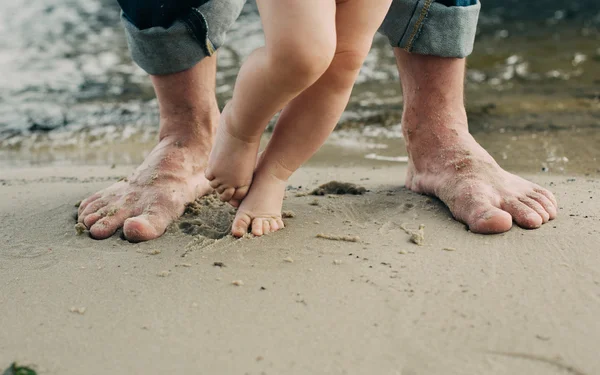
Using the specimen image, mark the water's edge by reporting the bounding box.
[1,0,599,175]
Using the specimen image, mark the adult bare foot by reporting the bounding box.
[230,161,287,238]
[205,104,258,203]
[77,57,219,241]
[395,50,557,234]
[404,124,557,233]
[77,136,213,241]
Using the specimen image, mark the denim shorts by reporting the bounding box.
[120,0,480,75]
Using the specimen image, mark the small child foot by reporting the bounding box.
[205,107,260,203]
[231,168,287,237]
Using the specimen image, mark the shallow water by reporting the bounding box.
[0,0,599,175]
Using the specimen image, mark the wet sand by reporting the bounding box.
[1,164,599,375]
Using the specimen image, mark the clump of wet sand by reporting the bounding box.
[69,306,86,315]
[183,194,233,215]
[310,181,367,196]
[282,211,296,218]
[75,223,86,235]
[400,224,425,246]
[178,194,236,239]
[136,249,161,255]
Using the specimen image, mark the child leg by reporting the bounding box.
[231,0,393,237]
[206,0,336,203]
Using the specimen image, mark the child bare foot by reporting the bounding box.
[231,165,287,237]
[205,106,258,203]
[221,0,391,236]
[205,1,341,204]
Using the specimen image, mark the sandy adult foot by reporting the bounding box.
[205,106,260,203]
[406,128,558,234]
[77,136,213,241]
[231,167,287,238]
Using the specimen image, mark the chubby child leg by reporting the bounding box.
[206,0,337,203]
[232,0,393,237]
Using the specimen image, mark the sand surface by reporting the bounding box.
[1,164,599,375]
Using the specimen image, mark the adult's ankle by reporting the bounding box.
[158,114,216,146]
[401,102,468,139]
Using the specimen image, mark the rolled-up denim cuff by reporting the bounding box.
[380,0,481,58]
[121,0,244,75]
[122,14,209,75]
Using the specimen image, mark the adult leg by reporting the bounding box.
[78,59,218,241]
[395,52,557,233]
[380,0,557,233]
[77,0,244,241]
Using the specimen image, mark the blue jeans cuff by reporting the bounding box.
[379,0,481,58]
[122,0,244,75]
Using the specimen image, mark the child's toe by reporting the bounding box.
[215,184,228,194]
[276,217,285,230]
[208,179,221,189]
[205,170,216,181]
[262,220,271,234]
[232,186,250,201]
[232,212,251,237]
[268,218,278,231]
[219,187,236,202]
[251,218,264,236]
